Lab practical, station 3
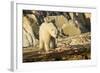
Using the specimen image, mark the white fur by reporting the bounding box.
[39,22,58,52]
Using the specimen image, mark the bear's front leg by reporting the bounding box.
[39,39,44,50]
[44,42,49,53]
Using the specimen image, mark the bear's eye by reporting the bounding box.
[51,29,54,31]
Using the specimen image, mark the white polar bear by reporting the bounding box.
[39,22,58,52]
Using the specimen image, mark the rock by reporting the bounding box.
[22,14,39,48]
[62,20,81,36]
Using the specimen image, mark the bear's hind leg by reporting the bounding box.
[50,37,57,49]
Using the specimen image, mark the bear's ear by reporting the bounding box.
[44,17,47,22]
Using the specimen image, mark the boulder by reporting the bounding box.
[62,20,81,36]
[22,15,37,48]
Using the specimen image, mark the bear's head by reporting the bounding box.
[47,23,58,38]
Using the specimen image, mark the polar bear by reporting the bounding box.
[39,22,58,52]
